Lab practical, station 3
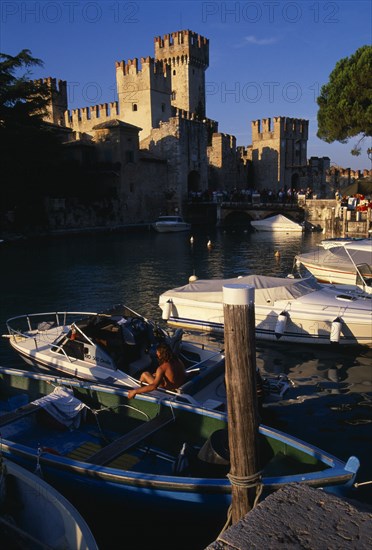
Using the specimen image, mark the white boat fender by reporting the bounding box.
[162,299,172,320]
[330,317,343,343]
[275,311,289,339]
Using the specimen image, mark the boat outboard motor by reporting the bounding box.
[197,429,230,476]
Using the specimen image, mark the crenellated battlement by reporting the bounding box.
[34,77,67,95]
[211,132,236,149]
[34,77,68,125]
[327,165,369,180]
[170,107,217,130]
[65,101,119,131]
[154,29,209,68]
[252,116,309,140]
[115,57,169,77]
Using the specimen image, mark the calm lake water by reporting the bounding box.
[0,226,371,549]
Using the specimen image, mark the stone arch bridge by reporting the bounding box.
[217,202,305,226]
[186,201,305,227]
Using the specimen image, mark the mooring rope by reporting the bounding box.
[227,470,263,488]
[217,470,264,538]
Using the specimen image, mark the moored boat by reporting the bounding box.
[251,214,304,232]
[159,274,372,346]
[4,305,227,409]
[295,238,372,289]
[0,366,360,522]
[152,215,191,233]
[0,455,98,549]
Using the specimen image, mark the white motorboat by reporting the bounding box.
[251,214,304,232]
[295,239,372,289]
[4,304,293,409]
[159,274,372,346]
[152,215,191,233]
[4,304,230,409]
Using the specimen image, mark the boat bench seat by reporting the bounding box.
[0,402,41,427]
[87,409,175,466]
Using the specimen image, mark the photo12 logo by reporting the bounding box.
[201,2,340,24]
[67,81,118,106]
[206,81,321,104]
[1,2,140,24]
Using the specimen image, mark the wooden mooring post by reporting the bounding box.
[223,284,261,525]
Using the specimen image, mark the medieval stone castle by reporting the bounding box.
[38,29,358,228]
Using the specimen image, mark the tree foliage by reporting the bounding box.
[0,50,65,229]
[316,45,372,156]
[0,49,49,128]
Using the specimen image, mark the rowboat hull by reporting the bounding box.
[0,456,98,549]
[0,367,360,517]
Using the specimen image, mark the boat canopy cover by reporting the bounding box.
[298,242,372,269]
[252,214,303,229]
[161,275,320,305]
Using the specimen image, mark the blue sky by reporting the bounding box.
[1,0,371,170]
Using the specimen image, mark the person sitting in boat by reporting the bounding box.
[128,342,186,398]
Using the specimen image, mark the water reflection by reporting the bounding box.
[0,227,371,522]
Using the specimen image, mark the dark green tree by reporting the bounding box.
[0,50,63,230]
[316,45,372,157]
[0,49,48,127]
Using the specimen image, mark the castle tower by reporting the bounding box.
[35,78,68,126]
[116,57,172,140]
[251,117,308,191]
[154,30,209,118]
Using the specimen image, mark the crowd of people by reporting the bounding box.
[335,190,372,211]
[189,186,314,204]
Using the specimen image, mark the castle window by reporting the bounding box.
[171,91,176,100]
[173,70,176,76]
[125,150,134,163]
[132,104,137,112]
[161,103,166,112]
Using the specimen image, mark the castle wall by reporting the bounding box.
[207,133,238,190]
[93,122,140,165]
[115,57,171,140]
[154,30,209,116]
[35,77,68,125]
[326,165,369,189]
[251,117,309,192]
[65,102,120,135]
[119,156,169,223]
[36,28,372,233]
[140,110,209,212]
